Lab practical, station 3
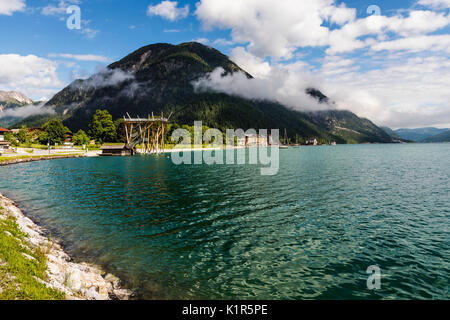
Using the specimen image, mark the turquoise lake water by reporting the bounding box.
[0,144,448,299]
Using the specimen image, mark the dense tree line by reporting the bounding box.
[4,109,211,147]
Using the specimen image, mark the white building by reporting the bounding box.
[0,127,12,151]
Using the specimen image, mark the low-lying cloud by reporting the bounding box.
[0,102,55,119]
[193,67,328,112]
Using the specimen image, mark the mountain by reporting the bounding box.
[380,126,414,143]
[0,90,33,106]
[394,127,449,142]
[0,90,33,127]
[422,130,450,143]
[17,42,392,144]
[381,127,401,139]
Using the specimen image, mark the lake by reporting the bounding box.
[0,144,448,299]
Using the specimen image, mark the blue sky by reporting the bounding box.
[0,0,449,128]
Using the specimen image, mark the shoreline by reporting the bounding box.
[0,154,97,167]
[0,193,132,300]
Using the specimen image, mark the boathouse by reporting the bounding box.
[100,144,134,156]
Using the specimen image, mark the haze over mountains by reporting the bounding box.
[394,127,450,142]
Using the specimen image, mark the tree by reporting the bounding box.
[4,132,19,147]
[114,118,126,143]
[16,125,29,143]
[72,130,90,146]
[38,131,49,145]
[42,119,69,145]
[88,110,116,144]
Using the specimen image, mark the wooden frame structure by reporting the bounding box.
[123,112,171,154]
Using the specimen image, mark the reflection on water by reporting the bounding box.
[0,144,449,299]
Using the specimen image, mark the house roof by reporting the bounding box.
[0,127,12,133]
[100,144,126,150]
[0,141,11,145]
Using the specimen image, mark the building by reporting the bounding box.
[237,134,271,147]
[306,138,318,146]
[0,127,12,141]
[100,144,134,156]
[0,127,12,152]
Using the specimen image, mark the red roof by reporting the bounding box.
[0,127,12,133]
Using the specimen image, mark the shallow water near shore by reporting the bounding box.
[0,144,448,299]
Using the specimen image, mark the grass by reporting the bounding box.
[0,205,65,300]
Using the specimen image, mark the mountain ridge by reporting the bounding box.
[394,127,449,142]
[16,42,392,144]
[0,90,34,127]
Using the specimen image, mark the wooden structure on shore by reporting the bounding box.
[100,144,134,156]
[123,112,171,154]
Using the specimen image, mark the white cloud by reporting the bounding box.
[0,102,55,119]
[326,10,450,54]
[48,53,110,62]
[195,47,450,128]
[196,1,450,57]
[196,0,349,59]
[229,47,271,78]
[417,0,450,9]
[319,56,450,128]
[0,0,25,15]
[80,26,100,39]
[41,0,80,16]
[164,28,181,33]
[192,38,209,44]
[371,34,450,53]
[147,1,189,21]
[193,63,326,113]
[0,54,64,100]
[212,38,235,47]
[194,0,450,127]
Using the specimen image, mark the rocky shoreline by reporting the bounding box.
[0,193,132,300]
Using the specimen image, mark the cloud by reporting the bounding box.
[196,0,450,58]
[192,38,209,44]
[194,0,450,128]
[371,34,450,53]
[326,10,450,54]
[229,47,271,78]
[417,0,450,9]
[195,0,355,59]
[41,1,99,39]
[212,38,235,47]
[41,0,80,16]
[0,54,64,100]
[0,102,55,119]
[195,47,450,128]
[48,53,110,62]
[0,0,25,15]
[147,1,189,21]
[71,68,135,90]
[193,65,326,112]
[164,28,181,33]
[319,56,450,128]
